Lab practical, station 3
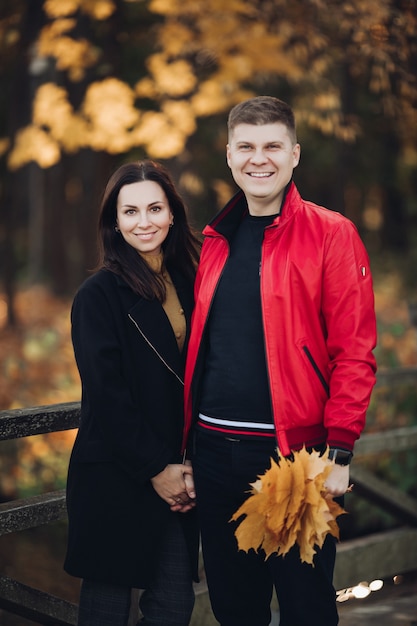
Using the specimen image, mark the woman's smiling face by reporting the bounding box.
[116,180,173,257]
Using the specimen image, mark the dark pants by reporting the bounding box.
[193,429,339,626]
[77,513,195,626]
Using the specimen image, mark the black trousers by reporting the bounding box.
[193,429,339,626]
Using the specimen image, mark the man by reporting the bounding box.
[183,96,377,626]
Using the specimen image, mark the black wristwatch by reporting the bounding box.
[329,448,353,466]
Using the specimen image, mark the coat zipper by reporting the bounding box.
[128,313,184,386]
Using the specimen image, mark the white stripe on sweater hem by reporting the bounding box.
[198,412,274,430]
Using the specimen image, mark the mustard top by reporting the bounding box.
[141,252,186,351]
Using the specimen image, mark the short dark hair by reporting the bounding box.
[98,160,200,300]
[228,96,297,144]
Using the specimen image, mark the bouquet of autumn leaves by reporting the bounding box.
[231,448,346,565]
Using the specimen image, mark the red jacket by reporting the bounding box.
[183,182,377,457]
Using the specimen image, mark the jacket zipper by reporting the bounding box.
[302,346,330,396]
[128,314,184,386]
[259,233,280,448]
[191,236,230,417]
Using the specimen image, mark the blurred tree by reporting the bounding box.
[0,0,416,320]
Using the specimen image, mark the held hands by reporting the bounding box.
[151,460,196,512]
[324,463,350,497]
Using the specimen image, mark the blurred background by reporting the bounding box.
[0,0,416,618]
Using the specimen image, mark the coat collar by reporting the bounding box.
[115,268,193,384]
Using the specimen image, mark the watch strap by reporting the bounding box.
[329,448,353,466]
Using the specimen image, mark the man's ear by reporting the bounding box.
[293,143,301,168]
[226,144,231,168]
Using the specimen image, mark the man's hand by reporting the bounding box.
[324,463,350,497]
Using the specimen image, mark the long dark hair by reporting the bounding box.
[98,160,201,300]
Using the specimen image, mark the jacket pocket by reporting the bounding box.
[302,346,329,397]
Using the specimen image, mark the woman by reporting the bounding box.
[64,160,201,626]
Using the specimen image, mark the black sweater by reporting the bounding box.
[199,213,277,436]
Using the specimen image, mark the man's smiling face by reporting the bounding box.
[226,122,300,216]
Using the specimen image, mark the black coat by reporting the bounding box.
[64,268,199,588]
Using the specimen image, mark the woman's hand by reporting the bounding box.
[151,462,196,512]
[324,463,350,497]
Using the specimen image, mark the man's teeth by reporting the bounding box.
[249,172,272,177]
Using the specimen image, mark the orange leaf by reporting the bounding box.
[231,447,347,565]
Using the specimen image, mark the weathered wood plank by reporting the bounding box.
[349,465,417,525]
[0,490,67,536]
[375,366,417,386]
[334,527,417,590]
[0,402,80,440]
[355,425,417,455]
[0,575,77,625]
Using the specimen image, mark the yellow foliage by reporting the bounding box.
[313,92,341,112]
[158,22,194,57]
[162,100,196,136]
[212,179,235,210]
[44,0,116,20]
[142,1,328,130]
[83,78,138,125]
[9,72,198,165]
[135,77,157,99]
[33,83,73,134]
[43,0,80,18]
[149,0,181,16]
[8,126,60,170]
[83,78,140,153]
[57,116,89,153]
[32,83,89,153]
[191,80,253,116]
[82,0,116,20]
[150,0,255,18]
[6,0,412,168]
[39,17,77,38]
[38,19,99,81]
[231,448,346,565]
[147,55,197,97]
[0,138,10,157]
[132,111,187,158]
[179,171,205,196]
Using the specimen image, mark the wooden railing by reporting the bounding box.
[0,403,79,625]
[1,368,417,623]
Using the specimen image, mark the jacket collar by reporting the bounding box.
[115,268,193,382]
[203,180,301,241]
[128,297,186,383]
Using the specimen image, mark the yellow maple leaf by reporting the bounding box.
[231,448,346,566]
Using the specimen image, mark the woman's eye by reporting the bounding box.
[150,206,161,212]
